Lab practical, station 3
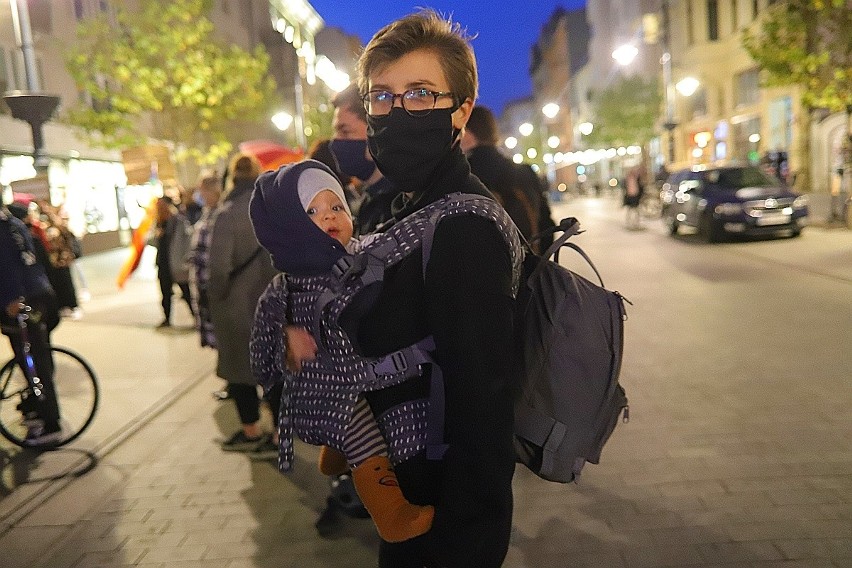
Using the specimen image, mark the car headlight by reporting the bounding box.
[714,203,742,215]
[793,195,808,209]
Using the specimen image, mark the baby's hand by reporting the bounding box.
[285,325,317,373]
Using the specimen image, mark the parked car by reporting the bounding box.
[660,164,808,242]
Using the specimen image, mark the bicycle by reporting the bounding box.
[0,305,99,448]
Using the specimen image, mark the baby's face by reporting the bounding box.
[306,189,353,245]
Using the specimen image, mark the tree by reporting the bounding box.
[742,0,850,113]
[65,0,276,168]
[586,75,661,148]
[742,0,851,190]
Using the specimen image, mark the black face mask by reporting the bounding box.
[329,138,377,182]
[367,106,460,194]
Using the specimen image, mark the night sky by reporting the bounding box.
[308,1,588,115]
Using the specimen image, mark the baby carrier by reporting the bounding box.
[251,193,523,472]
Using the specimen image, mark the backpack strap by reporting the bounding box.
[532,218,607,288]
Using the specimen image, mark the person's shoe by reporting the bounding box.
[315,497,342,537]
[156,320,171,328]
[248,434,279,461]
[24,422,63,447]
[220,430,263,452]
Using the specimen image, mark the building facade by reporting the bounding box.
[1,0,350,253]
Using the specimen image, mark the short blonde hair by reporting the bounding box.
[357,9,478,106]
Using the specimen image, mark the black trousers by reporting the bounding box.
[158,268,194,323]
[2,298,61,428]
[228,382,284,428]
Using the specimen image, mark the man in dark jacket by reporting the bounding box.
[1,198,62,445]
[461,105,556,253]
[329,83,397,236]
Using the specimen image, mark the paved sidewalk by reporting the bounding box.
[1,197,850,567]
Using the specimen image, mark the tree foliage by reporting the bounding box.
[586,75,661,147]
[65,0,276,165]
[742,0,851,112]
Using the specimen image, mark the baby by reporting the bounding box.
[249,159,432,543]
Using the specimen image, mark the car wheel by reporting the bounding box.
[698,212,722,243]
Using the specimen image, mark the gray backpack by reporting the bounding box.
[416,204,630,483]
[510,217,630,483]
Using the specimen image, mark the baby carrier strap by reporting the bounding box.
[311,192,522,462]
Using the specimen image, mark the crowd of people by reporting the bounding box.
[3,9,565,567]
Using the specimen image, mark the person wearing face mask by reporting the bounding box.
[350,10,518,567]
[329,84,397,236]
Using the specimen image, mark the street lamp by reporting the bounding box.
[675,77,700,97]
[660,0,677,164]
[271,111,294,132]
[542,102,560,120]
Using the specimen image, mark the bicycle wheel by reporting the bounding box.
[0,347,99,448]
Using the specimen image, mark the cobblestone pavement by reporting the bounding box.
[1,196,849,567]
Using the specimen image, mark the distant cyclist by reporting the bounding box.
[0,197,62,445]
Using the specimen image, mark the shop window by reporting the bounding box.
[707,0,719,41]
[686,88,708,119]
[732,116,760,162]
[735,68,760,107]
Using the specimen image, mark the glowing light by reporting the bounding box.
[512,154,524,164]
[578,122,594,136]
[612,44,639,66]
[543,153,553,164]
[748,133,761,143]
[519,122,534,137]
[505,136,518,149]
[271,111,293,131]
[692,148,704,158]
[526,148,538,159]
[542,103,560,119]
[547,135,560,149]
[676,77,700,97]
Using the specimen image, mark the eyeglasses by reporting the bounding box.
[362,88,455,117]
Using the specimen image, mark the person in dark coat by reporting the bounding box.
[329,83,397,236]
[1,199,62,445]
[354,10,517,567]
[152,197,194,327]
[461,105,538,238]
[208,152,280,456]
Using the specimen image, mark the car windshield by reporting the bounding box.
[701,167,777,190]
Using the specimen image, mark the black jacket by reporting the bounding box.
[360,145,516,568]
[467,145,547,247]
[355,176,397,236]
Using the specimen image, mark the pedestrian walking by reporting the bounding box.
[208,152,279,456]
[352,10,518,566]
[624,163,646,230]
[151,197,194,327]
